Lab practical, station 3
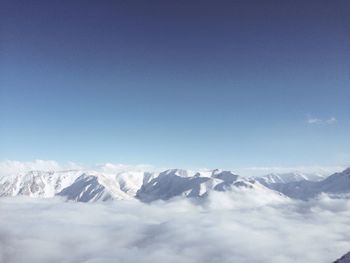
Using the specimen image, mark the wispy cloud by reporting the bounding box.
[307,118,322,124]
[235,165,346,177]
[306,116,337,125]
[325,117,337,124]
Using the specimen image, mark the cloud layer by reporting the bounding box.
[0,193,349,263]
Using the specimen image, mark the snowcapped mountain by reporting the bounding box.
[0,169,156,202]
[261,168,350,200]
[0,167,349,202]
[136,169,213,202]
[135,168,286,202]
[0,170,82,198]
[0,168,282,202]
[57,174,131,202]
[318,167,350,194]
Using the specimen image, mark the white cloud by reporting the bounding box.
[307,117,337,125]
[307,118,322,124]
[0,194,349,263]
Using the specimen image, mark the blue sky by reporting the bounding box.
[1,0,349,170]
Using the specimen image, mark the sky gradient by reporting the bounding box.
[1,0,350,170]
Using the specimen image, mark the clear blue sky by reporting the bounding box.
[1,0,349,169]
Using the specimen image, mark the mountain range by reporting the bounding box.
[1,167,349,202]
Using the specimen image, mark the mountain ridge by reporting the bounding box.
[1,168,349,202]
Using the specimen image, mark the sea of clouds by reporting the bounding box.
[1,190,350,263]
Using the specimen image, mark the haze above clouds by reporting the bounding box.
[0,160,346,177]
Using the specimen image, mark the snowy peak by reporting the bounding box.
[211,171,239,192]
[161,169,195,178]
[57,174,132,202]
[116,171,155,197]
[255,172,325,185]
[211,170,239,183]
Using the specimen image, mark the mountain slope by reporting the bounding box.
[334,251,350,263]
[57,174,133,202]
[0,170,82,198]
[262,168,350,200]
[255,172,325,185]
